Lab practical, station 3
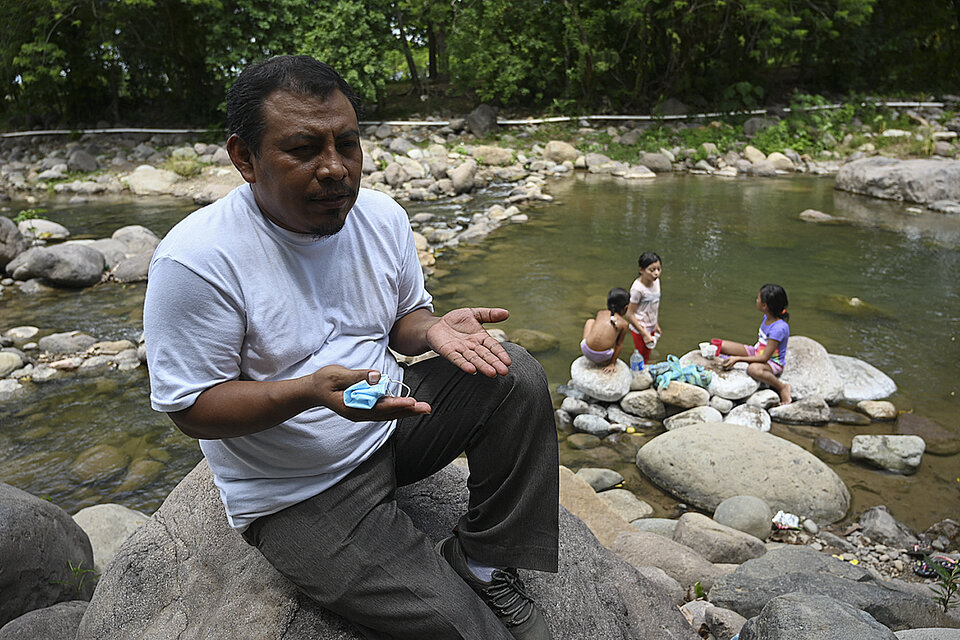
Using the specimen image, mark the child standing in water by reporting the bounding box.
[626,252,663,363]
[716,283,792,405]
[581,287,630,372]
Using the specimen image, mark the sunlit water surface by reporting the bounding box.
[1,175,957,530]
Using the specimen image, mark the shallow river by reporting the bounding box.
[1,173,957,531]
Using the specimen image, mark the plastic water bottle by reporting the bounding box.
[630,350,644,372]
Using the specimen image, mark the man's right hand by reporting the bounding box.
[312,365,431,421]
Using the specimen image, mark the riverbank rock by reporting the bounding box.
[664,405,722,430]
[610,531,732,592]
[779,336,844,404]
[72,504,150,574]
[851,435,925,474]
[120,166,180,195]
[0,600,89,640]
[768,395,831,425]
[0,483,95,627]
[571,356,632,401]
[708,546,956,631]
[723,404,771,432]
[681,352,759,400]
[858,506,919,549]
[858,400,898,421]
[835,157,960,204]
[636,423,850,523]
[76,461,699,640]
[829,354,897,402]
[672,512,767,564]
[713,495,772,541]
[737,592,898,640]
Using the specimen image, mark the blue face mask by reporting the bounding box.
[343,376,411,410]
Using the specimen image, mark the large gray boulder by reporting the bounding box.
[851,435,925,474]
[571,356,632,402]
[672,512,766,565]
[109,251,152,283]
[708,546,957,631]
[636,423,850,523]
[76,462,698,640]
[0,483,95,627]
[610,531,731,591]
[0,217,29,270]
[829,354,897,402]
[0,601,88,640]
[465,104,499,137]
[111,225,159,256]
[19,243,105,287]
[779,336,844,404]
[738,592,897,640]
[858,505,919,549]
[835,156,960,204]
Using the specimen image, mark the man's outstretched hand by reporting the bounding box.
[426,307,512,377]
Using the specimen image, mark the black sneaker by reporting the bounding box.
[436,535,551,640]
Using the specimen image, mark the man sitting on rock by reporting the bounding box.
[143,55,558,640]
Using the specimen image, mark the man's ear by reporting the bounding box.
[226,134,257,184]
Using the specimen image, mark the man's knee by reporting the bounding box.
[500,341,549,393]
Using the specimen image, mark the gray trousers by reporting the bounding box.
[241,343,559,639]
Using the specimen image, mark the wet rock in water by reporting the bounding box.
[573,413,615,438]
[602,432,644,460]
[560,396,590,416]
[0,600,89,640]
[723,404,771,432]
[657,380,708,409]
[636,423,849,523]
[570,356,631,402]
[851,434,925,474]
[673,512,767,565]
[835,156,960,203]
[737,592,897,640]
[709,546,953,631]
[508,328,558,353]
[116,458,165,493]
[22,244,105,288]
[664,405,722,430]
[857,505,919,549]
[929,199,960,214]
[895,413,960,455]
[3,326,39,347]
[769,395,830,425]
[822,294,891,318]
[72,504,150,574]
[449,159,476,194]
[829,354,897,402]
[598,488,653,523]
[566,433,601,449]
[0,378,25,401]
[713,495,772,541]
[0,483,95,627]
[109,251,152,283]
[0,351,24,377]
[18,218,70,242]
[111,225,160,255]
[814,436,850,463]
[620,389,666,419]
[638,152,673,173]
[779,336,844,404]
[828,406,872,425]
[575,467,623,492]
[605,405,658,431]
[38,331,97,355]
[85,239,128,268]
[857,400,897,421]
[70,444,131,484]
[0,216,30,270]
[555,409,573,434]
[798,208,845,224]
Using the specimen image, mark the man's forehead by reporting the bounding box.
[261,89,359,134]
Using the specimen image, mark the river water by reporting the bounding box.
[1,174,957,531]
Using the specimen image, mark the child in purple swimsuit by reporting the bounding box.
[715,283,792,405]
[581,288,630,373]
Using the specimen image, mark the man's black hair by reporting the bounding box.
[226,55,361,156]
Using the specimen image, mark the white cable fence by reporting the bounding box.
[0,101,948,138]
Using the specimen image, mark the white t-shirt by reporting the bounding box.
[629,277,660,333]
[144,185,432,530]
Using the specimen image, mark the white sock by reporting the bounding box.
[465,555,501,582]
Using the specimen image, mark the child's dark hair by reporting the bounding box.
[607,287,630,314]
[760,283,789,322]
[638,251,661,269]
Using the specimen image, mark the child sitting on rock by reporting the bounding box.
[715,283,792,405]
[581,287,630,373]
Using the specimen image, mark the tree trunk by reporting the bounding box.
[395,9,422,95]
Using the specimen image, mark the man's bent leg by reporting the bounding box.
[242,442,513,640]
[395,342,559,572]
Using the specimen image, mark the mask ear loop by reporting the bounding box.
[385,378,411,398]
